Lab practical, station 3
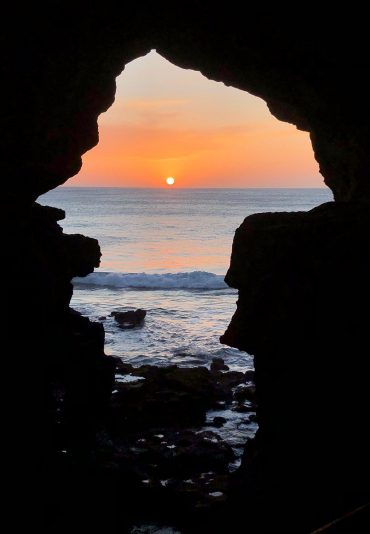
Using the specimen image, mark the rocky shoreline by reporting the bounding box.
[40,200,370,533]
[47,339,257,532]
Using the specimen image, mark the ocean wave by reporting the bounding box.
[73,270,228,290]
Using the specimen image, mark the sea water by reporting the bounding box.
[40,186,331,465]
[40,187,331,370]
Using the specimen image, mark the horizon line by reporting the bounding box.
[58,185,328,190]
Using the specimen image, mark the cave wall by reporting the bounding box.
[3,6,370,203]
[3,4,370,531]
[221,201,370,528]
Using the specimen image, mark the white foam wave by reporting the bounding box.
[73,271,228,290]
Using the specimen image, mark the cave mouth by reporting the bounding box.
[40,49,328,374]
[39,51,332,489]
[8,12,368,533]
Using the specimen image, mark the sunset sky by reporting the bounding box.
[74,51,323,188]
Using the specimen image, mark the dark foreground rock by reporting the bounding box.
[210,357,229,372]
[111,363,248,431]
[111,308,147,328]
[221,201,370,532]
[46,361,252,532]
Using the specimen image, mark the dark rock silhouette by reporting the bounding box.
[111,308,146,328]
[210,416,227,428]
[221,200,370,531]
[3,5,370,533]
[210,357,229,372]
[112,364,247,430]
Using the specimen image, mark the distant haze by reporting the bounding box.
[72,51,323,188]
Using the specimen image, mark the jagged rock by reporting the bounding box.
[33,202,65,222]
[111,308,146,328]
[111,365,219,430]
[114,360,134,375]
[110,363,253,434]
[232,403,255,414]
[129,430,234,479]
[233,385,256,403]
[211,416,227,428]
[63,233,101,278]
[210,358,229,372]
[213,370,246,390]
[222,201,370,530]
[244,370,255,382]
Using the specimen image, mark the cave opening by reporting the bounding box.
[40,49,328,375]
[39,51,332,507]
[7,10,368,532]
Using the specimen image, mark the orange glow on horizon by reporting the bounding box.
[71,51,323,189]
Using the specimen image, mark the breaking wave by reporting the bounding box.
[73,271,229,290]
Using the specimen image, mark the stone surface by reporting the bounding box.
[210,357,229,372]
[3,8,370,203]
[111,364,247,431]
[221,201,370,531]
[111,308,146,328]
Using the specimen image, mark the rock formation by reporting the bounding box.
[221,201,370,530]
[3,4,369,532]
[111,308,147,328]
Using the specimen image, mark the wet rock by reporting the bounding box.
[145,430,235,478]
[110,364,253,433]
[212,416,227,428]
[114,359,134,375]
[210,358,229,372]
[233,385,256,402]
[111,365,218,429]
[214,370,246,390]
[105,429,235,490]
[111,308,146,328]
[98,316,106,321]
[232,403,255,414]
[244,369,255,382]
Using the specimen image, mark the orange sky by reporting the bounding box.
[72,51,323,188]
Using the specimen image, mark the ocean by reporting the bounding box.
[40,187,331,456]
[40,187,331,370]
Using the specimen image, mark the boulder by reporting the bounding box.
[210,358,229,372]
[111,308,146,328]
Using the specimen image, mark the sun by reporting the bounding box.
[166,177,175,185]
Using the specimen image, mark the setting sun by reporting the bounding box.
[76,51,322,188]
[166,177,175,185]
